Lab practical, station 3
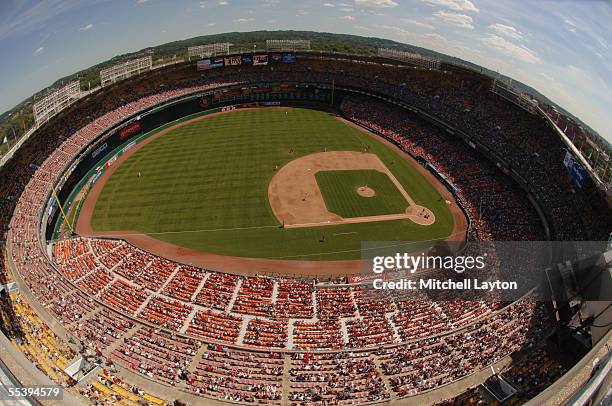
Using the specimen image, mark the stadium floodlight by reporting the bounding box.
[377,48,441,70]
[33,80,81,126]
[266,39,311,51]
[187,43,231,60]
[100,56,153,87]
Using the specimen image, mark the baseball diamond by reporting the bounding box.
[77,108,462,264]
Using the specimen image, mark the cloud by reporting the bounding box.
[539,73,554,82]
[233,17,254,23]
[323,2,335,6]
[594,36,609,50]
[433,11,474,29]
[341,15,356,20]
[380,24,416,36]
[480,35,541,64]
[379,24,447,43]
[33,46,44,56]
[0,0,86,41]
[208,22,216,26]
[259,0,279,6]
[423,32,446,41]
[136,0,148,4]
[80,23,94,31]
[422,0,478,12]
[402,18,435,30]
[354,0,398,8]
[489,23,523,40]
[200,0,228,7]
[563,18,577,33]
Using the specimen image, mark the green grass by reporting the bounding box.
[89,108,455,260]
[316,170,408,218]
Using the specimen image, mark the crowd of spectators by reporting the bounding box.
[43,237,531,352]
[340,96,544,241]
[190,345,283,403]
[1,55,600,404]
[435,345,567,405]
[0,293,76,387]
[289,352,390,404]
[0,230,553,404]
[79,368,166,405]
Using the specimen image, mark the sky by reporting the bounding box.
[0,0,610,141]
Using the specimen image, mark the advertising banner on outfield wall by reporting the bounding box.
[211,57,224,68]
[253,54,269,66]
[282,52,297,63]
[46,96,207,240]
[197,59,212,71]
[224,55,242,66]
[122,141,137,154]
[358,240,611,302]
[119,121,141,141]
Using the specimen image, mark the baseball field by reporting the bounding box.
[81,108,462,261]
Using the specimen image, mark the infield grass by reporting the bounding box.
[316,170,408,218]
[89,108,455,260]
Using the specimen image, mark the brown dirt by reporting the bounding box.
[76,108,468,278]
[406,205,436,226]
[357,186,375,197]
[268,151,429,227]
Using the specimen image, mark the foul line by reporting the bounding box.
[91,224,280,238]
[86,227,465,260]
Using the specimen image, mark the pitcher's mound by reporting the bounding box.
[356,186,376,198]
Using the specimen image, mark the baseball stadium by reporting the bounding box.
[0,15,611,406]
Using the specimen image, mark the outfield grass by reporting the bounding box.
[90,108,455,260]
[316,170,408,218]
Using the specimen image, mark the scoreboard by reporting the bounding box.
[197,52,296,71]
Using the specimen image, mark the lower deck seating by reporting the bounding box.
[5,294,76,386]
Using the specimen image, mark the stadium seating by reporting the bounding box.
[2,54,607,405]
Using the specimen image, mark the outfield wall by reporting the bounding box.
[44,86,334,240]
[45,80,548,247]
[45,95,206,239]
